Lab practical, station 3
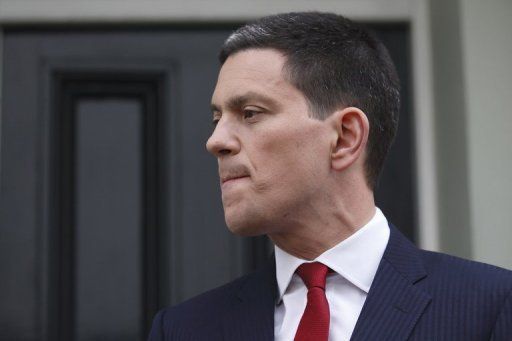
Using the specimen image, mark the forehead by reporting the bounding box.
[212,49,304,107]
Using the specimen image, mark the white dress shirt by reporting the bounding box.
[274,208,390,341]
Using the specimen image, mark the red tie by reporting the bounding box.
[294,262,330,341]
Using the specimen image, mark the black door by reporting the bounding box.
[0,24,414,341]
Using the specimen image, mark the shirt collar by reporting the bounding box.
[274,207,390,303]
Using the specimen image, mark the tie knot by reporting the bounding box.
[296,262,329,290]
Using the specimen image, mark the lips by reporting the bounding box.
[221,175,249,184]
[219,166,250,185]
[220,175,250,192]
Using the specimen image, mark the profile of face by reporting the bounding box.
[206,49,335,236]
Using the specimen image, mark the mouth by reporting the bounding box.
[219,164,251,188]
[221,175,250,184]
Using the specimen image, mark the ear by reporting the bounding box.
[329,107,370,171]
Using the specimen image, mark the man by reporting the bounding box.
[149,12,512,340]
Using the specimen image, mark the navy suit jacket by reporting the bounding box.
[148,225,512,340]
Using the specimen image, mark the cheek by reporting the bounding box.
[251,125,329,193]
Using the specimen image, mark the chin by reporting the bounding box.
[224,212,268,237]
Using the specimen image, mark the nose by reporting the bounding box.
[206,118,240,157]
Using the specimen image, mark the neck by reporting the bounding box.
[268,186,375,260]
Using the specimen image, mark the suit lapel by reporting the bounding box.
[350,225,431,341]
[221,257,276,341]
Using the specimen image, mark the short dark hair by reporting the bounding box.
[219,12,400,189]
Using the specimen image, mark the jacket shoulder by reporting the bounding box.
[413,250,512,337]
[420,249,512,284]
[419,249,512,306]
[148,272,254,340]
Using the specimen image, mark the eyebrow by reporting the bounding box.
[211,91,279,113]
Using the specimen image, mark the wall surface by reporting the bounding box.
[430,0,472,260]
[460,0,512,269]
[0,0,410,23]
[431,0,512,269]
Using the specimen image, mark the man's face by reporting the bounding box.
[207,49,333,236]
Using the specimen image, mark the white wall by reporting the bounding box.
[430,0,471,260]
[0,0,410,23]
[460,0,512,269]
[431,0,512,269]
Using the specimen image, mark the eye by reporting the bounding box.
[212,112,221,126]
[243,109,261,120]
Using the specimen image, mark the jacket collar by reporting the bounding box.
[350,224,431,340]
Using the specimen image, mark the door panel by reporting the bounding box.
[371,24,416,242]
[74,98,143,340]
